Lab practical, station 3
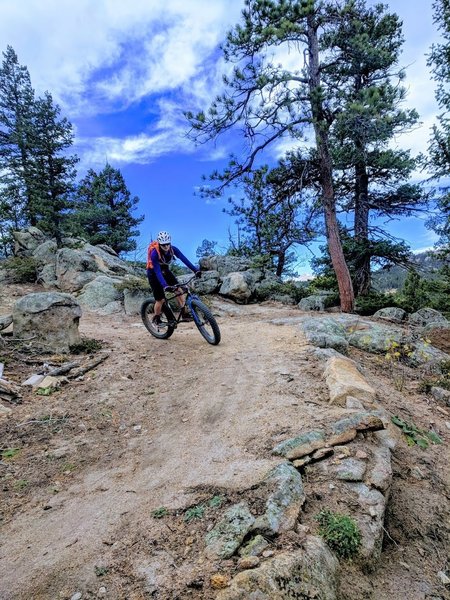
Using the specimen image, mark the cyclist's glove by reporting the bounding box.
[195,270,202,279]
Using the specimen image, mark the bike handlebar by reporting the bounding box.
[165,274,197,294]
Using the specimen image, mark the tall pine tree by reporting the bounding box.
[0,46,79,250]
[427,0,450,256]
[0,46,36,253]
[31,91,79,245]
[71,164,143,254]
[329,1,425,295]
[187,0,358,311]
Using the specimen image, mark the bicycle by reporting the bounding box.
[140,275,221,345]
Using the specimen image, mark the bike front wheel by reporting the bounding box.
[189,298,221,345]
[141,300,175,340]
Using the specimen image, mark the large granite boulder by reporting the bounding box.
[219,272,253,304]
[77,276,123,310]
[408,307,449,327]
[217,536,339,600]
[192,270,221,295]
[13,227,47,257]
[298,294,328,311]
[123,288,152,316]
[55,247,100,292]
[200,255,252,278]
[373,307,407,323]
[301,318,349,353]
[13,292,81,353]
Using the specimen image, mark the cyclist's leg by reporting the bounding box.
[162,270,184,309]
[147,269,165,320]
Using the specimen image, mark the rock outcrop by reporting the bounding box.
[12,292,81,353]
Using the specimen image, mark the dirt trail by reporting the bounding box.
[0,299,331,599]
[0,293,449,600]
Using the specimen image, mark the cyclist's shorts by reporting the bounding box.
[147,268,178,301]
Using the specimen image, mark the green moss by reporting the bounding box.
[315,509,362,559]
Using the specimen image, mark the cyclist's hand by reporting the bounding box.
[195,270,202,279]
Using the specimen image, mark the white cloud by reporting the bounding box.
[0,0,244,113]
[0,0,441,171]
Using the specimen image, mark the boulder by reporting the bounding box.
[373,307,406,323]
[13,292,81,353]
[301,318,349,353]
[216,536,339,600]
[123,288,152,316]
[219,272,253,304]
[324,355,376,406]
[192,270,221,295]
[33,239,58,266]
[409,307,449,327]
[37,263,58,288]
[251,463,306,536]
[347,323,404,354]
[77,276,123,310]
[13,227,46,257]
[200,255,251,277]
[205,502,255,559]
[298,294,329,311]
[55,248,100,292]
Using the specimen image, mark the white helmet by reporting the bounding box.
[157,231,171,244]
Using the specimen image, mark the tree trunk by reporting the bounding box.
[354,161,371,296]
[276,250,285,277]
[307,14,354,312]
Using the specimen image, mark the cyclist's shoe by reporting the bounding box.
[180,308,193,322]
[152,314,162,325]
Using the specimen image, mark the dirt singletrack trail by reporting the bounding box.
[0,299,332,599]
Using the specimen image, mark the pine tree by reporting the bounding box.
[186,0,374,311]
[71,164,143,254]
[427,0,450,256]
[0,46,36,253]
[225,163,319,277]
[31,91,79,245]
[329,1,426,294]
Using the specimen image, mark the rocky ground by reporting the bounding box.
[0,283,449,600]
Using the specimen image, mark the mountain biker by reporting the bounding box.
[146,231,201,324]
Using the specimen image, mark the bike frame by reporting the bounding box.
[162,276,201,328]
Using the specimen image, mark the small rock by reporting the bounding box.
[70,593,82,600]
[22,374,45,387]
[262,550,275,558]
[399,561,410,570]
[0,402,12,417]
[438,571,450,586]
[210,574,229,589]
[49,446,69,459]
[38,375,68,390]
[97,587,107,597]
[237,556,260,569]
[355,450,368,459]
[346,396,365,410]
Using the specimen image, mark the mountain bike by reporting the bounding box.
[140,275,221,345]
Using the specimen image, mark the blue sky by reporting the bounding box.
[0,0,441,274]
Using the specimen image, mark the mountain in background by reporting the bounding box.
[372,251,446,292]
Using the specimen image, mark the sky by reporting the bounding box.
[0,0,442,274]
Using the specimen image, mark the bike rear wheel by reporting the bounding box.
[189,298,221,345]
[141,300,175,340]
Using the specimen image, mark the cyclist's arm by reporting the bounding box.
[172,246,199,273]
[151,249,169,288]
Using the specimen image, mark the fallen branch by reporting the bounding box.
[46,361,81,376]
[68,352,110,379]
